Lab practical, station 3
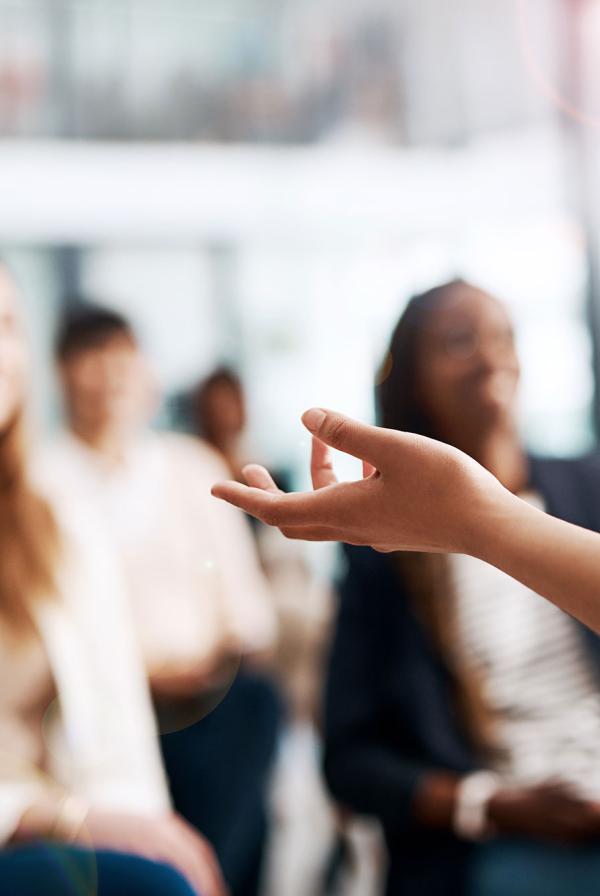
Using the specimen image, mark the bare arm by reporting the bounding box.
[475,493,600,633]
[212,408,600,635]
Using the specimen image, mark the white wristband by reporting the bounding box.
[452,771,501,841]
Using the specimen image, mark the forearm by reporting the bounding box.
[472,491,600,633]
[324,743,450,834]
[11,795,88,845]
[12,800,59,843]
[413,772,460,830]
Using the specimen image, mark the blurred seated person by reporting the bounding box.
[0,264,225,896]
[41,304,281,896]
[192,366,291,492]
[192,366,332,724]
[193,367,248,484]
[324,280,600,896]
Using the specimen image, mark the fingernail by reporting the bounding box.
[302,408,327,433]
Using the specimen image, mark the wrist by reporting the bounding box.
[52,795,89,843]
[486,787,524,834]
[464,484,524,563]
[413,772,460,830]
[14,795,89,845]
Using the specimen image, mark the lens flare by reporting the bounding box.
[516,0,600,129]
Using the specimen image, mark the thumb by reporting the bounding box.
[302,408,385,468]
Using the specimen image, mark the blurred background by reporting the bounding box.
[2,0,600,466]
[3,2,600,893]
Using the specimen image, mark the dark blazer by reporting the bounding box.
[323,455,600,896]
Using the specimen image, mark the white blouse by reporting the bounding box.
[0,487,171,845]
[39,432,277,676]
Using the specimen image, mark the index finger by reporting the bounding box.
[302,408,396,469]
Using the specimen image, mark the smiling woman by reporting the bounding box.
[320,282,600,896]
[0,262,226,896]
[377,280,526,489]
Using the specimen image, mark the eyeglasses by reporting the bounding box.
[435,326,516,361]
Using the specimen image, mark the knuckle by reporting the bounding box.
[280,527,299,540]
[261,508,280,527]
[324,417,347,449]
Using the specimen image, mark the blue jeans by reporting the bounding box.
[468,839,600,896]
[0,843,197,896]
[160,671,282,896]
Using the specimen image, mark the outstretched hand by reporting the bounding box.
[211,408,509,556]
[214,407,600,636]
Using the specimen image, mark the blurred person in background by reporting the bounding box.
[41,305,281,896]
[324,280,600,896]
[193,368,251,486]
[192,367,338,896]
[0,263,226,896]
[192,366,330,719]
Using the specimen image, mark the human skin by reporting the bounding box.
[410,284,527,493]
[212,407,600,638]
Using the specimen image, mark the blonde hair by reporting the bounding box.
[0,410,59,636]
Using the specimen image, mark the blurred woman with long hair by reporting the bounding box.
[0,263,225,896]
[324,280,600,896]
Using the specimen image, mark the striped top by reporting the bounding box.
[451,493,600,797]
